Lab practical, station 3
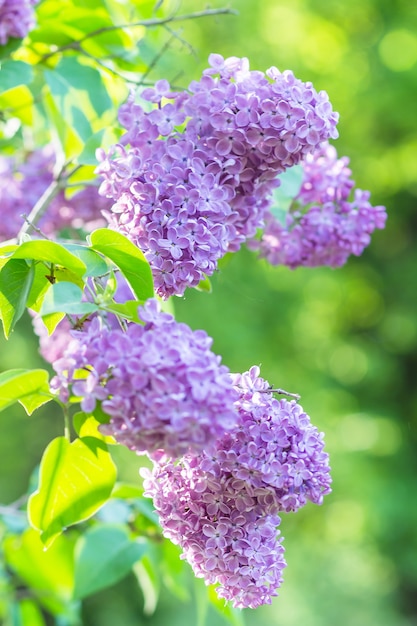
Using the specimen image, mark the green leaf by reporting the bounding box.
[103,300,140,323]
[42,85,79,159]
[0,60,33,92]
[28,436,117,547]
[0,258,35,337]
[18,599,46,626]
[58,57,112,116]
[61,244,109,277]
[73,411,115,444]
[0,38,21,60]
[40,282,98,316]
[73,525,147,599]
[195,275,212,293]
[0,369,51,415]
[207,585,246,626]
[78,127,123,165]
[4,529,75,615]
[134,558,160,616]
[11,240,86,276]
[89,229,154,301]
[270,164,304,225]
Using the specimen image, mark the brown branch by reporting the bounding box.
[40,7,238,62]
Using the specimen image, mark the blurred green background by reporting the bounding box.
[1,0,417,624]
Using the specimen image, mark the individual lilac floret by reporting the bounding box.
[96,54,339,298]
[0,0,38,45]
[50,299,238,458]
[0,147,108,242]
[254,142,387,268]
[142,455,287,609]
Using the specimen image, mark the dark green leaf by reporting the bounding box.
[73,525,147,599]
[28,436,117,547]
[0,258,35,337]
[0,38,21,60]
[0,369,51,415]
[0,60,33,92]
[89,229,154,301]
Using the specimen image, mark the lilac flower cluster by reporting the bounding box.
[0,0,38,44]
[50,299,238,458]
[0,147,108,242]
[142,456,286,609]
[97,54,339,298]
[255,141,387,268]
[142,365,331,607]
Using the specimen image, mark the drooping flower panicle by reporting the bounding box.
[142,365,331,608]
[255,141,387,268]
[97,54,339,298]
[50,299,238,459]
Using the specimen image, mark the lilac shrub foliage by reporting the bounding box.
[51,299,239,459]
[0,0,38,44]
[96,54,339,298]
[0,146,108,242]
[142,366,331,608]
[253,141,387,267]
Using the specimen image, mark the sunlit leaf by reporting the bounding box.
[89,229,154,301]
[11,240,86,276]
[17,599,46,626]
[195,275,212,293]
[104,300,140,323]
[73,524,147,599]
[0,369,51,415]
[0,258,35,337]
[40,282,98,316]
[61,243,109,277]
[73,411,115,444]
[28,436,117,547]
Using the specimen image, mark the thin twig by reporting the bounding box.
[40,7,238,62]
[20,215,50,240]
[17,179,62,240]
[267,387,301,401]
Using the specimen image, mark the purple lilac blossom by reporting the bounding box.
[142,365,331,607]
[50,298,238,458]
[142,456,286,609]
[96,54,339,298]
[0,147,108,242]
[253,141,387,267]
[0,0,38,44]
